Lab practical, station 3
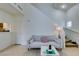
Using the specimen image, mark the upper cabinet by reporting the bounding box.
[0,3,24,16]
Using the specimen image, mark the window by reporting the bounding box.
[67,21,72,28]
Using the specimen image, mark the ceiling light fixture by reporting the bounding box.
[61,5,66,9]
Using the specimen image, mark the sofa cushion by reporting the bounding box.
[32,35,59,42]
[30,41,61,48]
[41,36,48,43]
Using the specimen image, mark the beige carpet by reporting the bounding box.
[0,45,79,56]
[0,45,26,56]
[25,48,65,56]
[63,47,79,56]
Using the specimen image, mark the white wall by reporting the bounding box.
[67,4,79,32]
[31,3,65,27]
[16,4,65,46]
[64,4,79,45]
[16,17,31,45]
[0,11,13,23]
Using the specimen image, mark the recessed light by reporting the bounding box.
[61,5,66,9]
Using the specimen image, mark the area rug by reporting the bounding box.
[25,48,66,56]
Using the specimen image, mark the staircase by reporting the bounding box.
[65,40,78,47]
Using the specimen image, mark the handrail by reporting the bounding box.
[64,27,79,35]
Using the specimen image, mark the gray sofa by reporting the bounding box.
[27,35,64,50]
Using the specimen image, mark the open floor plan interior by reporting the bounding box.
[0,45,79,56]
[0,3,79,56]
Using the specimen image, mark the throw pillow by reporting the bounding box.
[41,36,48,43]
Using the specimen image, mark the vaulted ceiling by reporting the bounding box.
[30,3,78,21]
[31,3,77,12]
[30,3,78,24]
[52,3,77,11]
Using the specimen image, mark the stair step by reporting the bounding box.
[66,45,78,47]
[66,42,78,47]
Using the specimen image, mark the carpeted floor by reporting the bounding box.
[25,49,40,56]
[0,45,79,56]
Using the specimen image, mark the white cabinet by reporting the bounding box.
[11,32,16,45]
[0,32,16,51]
